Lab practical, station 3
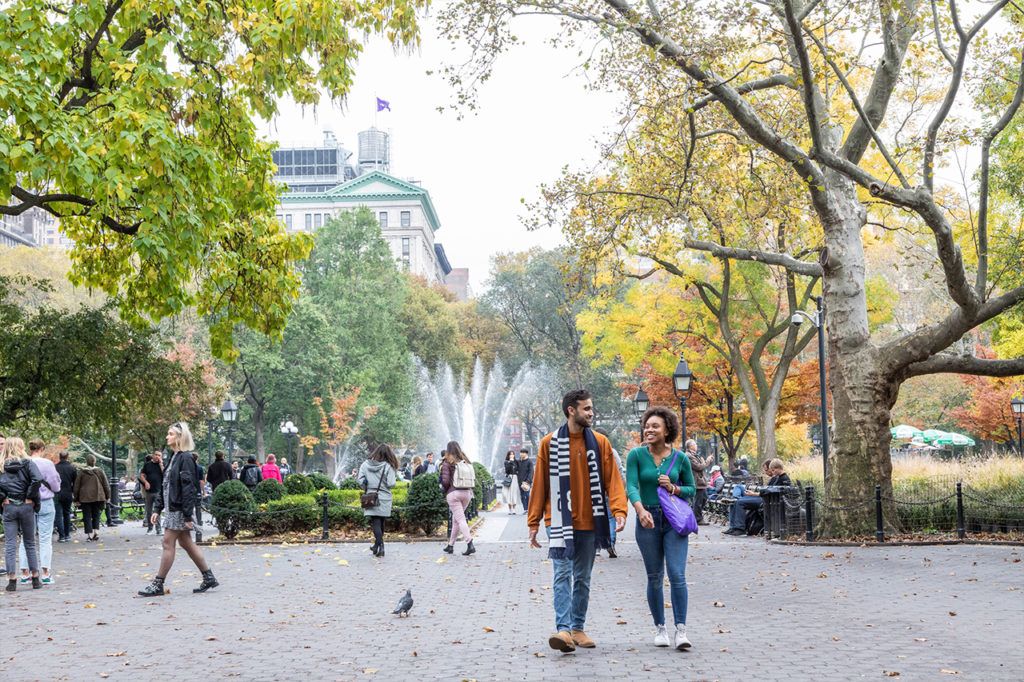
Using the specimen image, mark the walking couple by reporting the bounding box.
[528,389,696,653]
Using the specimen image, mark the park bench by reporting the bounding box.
[705,474,758,525]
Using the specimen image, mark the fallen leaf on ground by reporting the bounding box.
[616,620,627,625]
[362,668,378,674]
[940,670,959,675]
[105,652,126,657]
[884,671,900,677]
[482,626,494,633]
[914,638,928,642]
[84,603,96,609]
[206,636,218,641]
[948,611,957,616]
[436,557,447,564]
[713,601,725,607]
[533,652,546,658]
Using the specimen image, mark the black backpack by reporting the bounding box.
[242,466,260,488]
[744,506,764,536]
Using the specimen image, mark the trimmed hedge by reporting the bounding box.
[284,473,314,495]
[337,477,361,490]
[210,480,255,539]
[306,472,336,491]
[253,478,284,504]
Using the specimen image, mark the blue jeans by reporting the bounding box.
[634,506,690,627]
[729,496,763,530]
[19,498,55,571]
[546,528,596,632]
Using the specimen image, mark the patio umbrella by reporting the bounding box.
[934,432,976,446]
[891,424,924,440]
[921,429,947,443]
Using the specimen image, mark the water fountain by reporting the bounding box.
[412,357,549,472]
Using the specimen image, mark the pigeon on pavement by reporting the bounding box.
[392,589,413,617]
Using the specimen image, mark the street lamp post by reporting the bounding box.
[1011,397,1024,455]
[280,419,299,462]
[633,388,649,426]
[793,296,829,482]
[671,357,694,444]
[221,399,238,460]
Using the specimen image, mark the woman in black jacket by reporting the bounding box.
[138,422,218,597]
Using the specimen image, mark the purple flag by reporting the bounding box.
[376,97,391,112]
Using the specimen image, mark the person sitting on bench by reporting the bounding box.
[723,459,790,536]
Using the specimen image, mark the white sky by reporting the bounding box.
[260,16,621,292]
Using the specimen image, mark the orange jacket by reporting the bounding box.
[527,430,628,531]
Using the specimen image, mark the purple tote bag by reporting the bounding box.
[657,450,699,536]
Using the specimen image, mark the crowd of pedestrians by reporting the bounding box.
[2,387,717,657]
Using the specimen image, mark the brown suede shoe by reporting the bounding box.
[570,630,596,648]
[548,631,577,653]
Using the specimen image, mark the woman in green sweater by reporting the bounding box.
[626,406,696,651]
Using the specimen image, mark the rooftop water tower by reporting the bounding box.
[358,127,390,174]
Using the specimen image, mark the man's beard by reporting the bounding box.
[572,414,591,430]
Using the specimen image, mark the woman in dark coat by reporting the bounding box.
[138,422,219,597]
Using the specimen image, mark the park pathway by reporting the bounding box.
[1,510,1021,681]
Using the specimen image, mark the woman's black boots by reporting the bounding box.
[462,541,476,556]
[193,569,219,593]
[138,576,166,597]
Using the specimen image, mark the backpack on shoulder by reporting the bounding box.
[453,461,476,490]
[243,467,260,488]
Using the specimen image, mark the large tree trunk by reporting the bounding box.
[816,176,897,533]
[252,404,265,459]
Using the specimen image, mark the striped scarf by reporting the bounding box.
[547,424,612,559]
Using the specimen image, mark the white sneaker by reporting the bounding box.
[653,625,670,647]
[675,626,692,650]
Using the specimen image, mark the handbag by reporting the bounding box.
[502,475,513,487]
[360,468,386,509]
[656,449,699,536]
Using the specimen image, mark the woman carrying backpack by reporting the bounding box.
[440,440,475,556]
[358,444,398,558]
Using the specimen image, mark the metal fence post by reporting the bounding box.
[955,481,965,540]
[320,492,330,541]
[804,486,815,542]
[874,485,884,543]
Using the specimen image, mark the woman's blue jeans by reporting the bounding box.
[634,505,689,627]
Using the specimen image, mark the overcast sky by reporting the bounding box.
[260,16,621,292]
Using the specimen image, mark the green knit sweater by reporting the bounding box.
[626,446,696,506]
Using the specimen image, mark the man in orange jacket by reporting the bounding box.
[527,389,628,653]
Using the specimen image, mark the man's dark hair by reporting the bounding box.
[59,451,70,461]
[28,439,45,453]
[561,389,593,417]
[642,406,680,444]
[519,447,529,454]
[215,451,225,461]
[247,455,257,464]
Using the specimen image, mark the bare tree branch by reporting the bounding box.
[905,354,1024,378]
[976,50,1024,296]
[923,0,1011,191]
[840,0,920,164]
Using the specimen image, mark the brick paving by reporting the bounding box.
[2,511,1022,681]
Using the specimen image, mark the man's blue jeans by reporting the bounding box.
[546,527,596,632]
[729,496,763,530]
[634,506,689,626]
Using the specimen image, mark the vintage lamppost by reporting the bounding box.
[221,399,238,459]
[1011,397,1024,455]
[280,419,298,462]
[792,296,829,482]
[671,357,694,443]
[633,387,649,426]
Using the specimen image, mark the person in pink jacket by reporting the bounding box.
[261,454,283,483]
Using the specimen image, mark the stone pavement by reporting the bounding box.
[2,510,1022,681]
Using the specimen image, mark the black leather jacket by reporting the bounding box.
[155,451,198,520]
[0,458,43,502]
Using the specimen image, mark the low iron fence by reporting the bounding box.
[762,477,1024,542]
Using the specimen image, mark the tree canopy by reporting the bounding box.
[0,0,427,358]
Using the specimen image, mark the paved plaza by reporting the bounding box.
[2,511,1022,681]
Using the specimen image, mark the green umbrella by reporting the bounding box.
[921,429,946,443]
[891,424,924,440]
[934,432,976,446]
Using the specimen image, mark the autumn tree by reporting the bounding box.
[441,0,1024,531]
[0,0,427,358]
